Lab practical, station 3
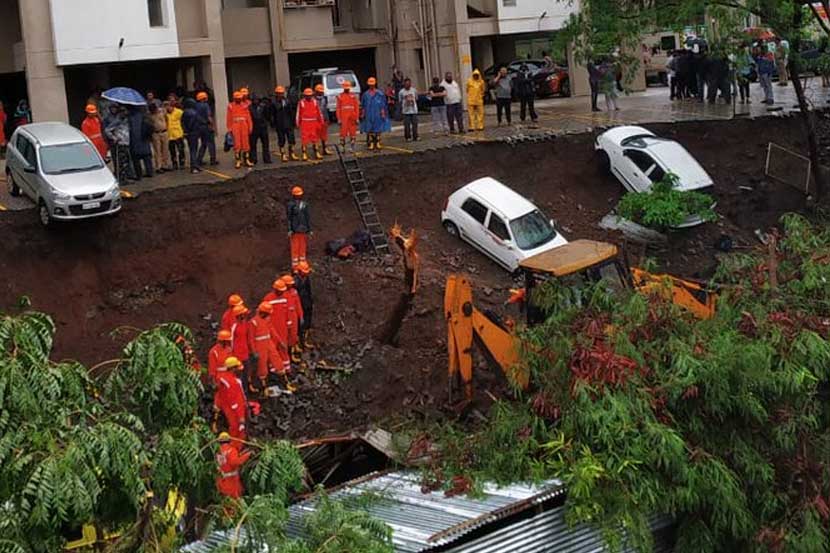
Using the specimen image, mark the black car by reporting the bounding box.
[482,59,570,100]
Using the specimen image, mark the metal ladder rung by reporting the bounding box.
[336,144,388,255]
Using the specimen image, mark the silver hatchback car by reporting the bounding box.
[5,122,121,227]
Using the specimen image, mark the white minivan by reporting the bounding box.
[441,177,568,272]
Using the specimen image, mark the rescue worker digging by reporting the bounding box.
[286,186,311,267]
[294,261,315,349]
[282,274,304,363]
[227,91,254,168]
[208,329,233,383]
[296,88,324,161]
[215,432,251,499]
[336,81,359,152]
[314,84,332,155]
[213,356,248,442]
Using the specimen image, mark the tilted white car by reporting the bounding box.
[595,125,715,227]
[441,177,568,272]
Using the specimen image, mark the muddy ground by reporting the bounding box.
[0,114,815,440]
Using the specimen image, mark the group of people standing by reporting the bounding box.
[81,85,220,184]
[0,100,33,152]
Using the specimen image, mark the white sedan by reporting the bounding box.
[441,177,568,272]
[595,126,715,227]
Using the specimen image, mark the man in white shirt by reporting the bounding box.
[398,78,420,141]
[441,72,464,133]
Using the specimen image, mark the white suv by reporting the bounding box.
[441,177,568,272]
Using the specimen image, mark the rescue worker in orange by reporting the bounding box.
[230,304,256,391]
[261,279,294,380]
[227,91,254,169]
[294,261,315,349]
[336,81,359,152]
[215,432,251,499]
[240,87,251,108]
[213,356,248,442]
[250,301,294,392]
[208,329,233,383]
[296,88,324,161]
[314,84,332,155]
[287,186,311,267]
[282,274,304,362]
[81,104,108,160]
[221,293,245,331]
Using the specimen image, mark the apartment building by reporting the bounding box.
[0,0,607,134]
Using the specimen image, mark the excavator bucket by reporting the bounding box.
[445,274,528,402]
[630,268,717,320]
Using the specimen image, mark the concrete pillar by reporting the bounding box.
[205,0,230,135]
[268,0,291,85]
[451,0,472,107]
[567,43,590,98]
[18,0,69,124]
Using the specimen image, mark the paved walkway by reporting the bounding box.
[1,79,827,212]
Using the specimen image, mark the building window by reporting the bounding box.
[502,0,516,6]
[148,0,165,27]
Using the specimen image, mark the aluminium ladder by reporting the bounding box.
[336,146,389,254]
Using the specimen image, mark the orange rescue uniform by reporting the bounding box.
[296,98,323,146]
[216,442,251,498]
[231,318,252,363]
[286,288,304,347]
[214,371,247,441]
[208,343,233,382]
[226,102,252,153]
[249,313,284,379]
[81,116,108,159]
[262,292,292,373]
[336,92,360,138]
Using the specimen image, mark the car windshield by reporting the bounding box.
[510,210,556,250]
[325,72,356,89]
[40,143,103,175]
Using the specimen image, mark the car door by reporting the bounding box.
[484,211,517,270]
[14,134,38,199]
[620,149,660,192]
[458,197,490,251]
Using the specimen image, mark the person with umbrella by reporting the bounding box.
[128,106,154,180]
[104,105,134,184]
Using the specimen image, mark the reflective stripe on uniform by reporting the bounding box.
[254,335,271,341]
[221,471,239,477]
[230,403,239,409]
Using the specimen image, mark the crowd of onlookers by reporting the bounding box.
[0,99,33,153]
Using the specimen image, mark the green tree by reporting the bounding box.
[426,214,830,551]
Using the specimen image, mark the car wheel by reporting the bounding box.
[597,149,611,173]
[561,79,571,97]
[443,220,460,238]
[6,171,20,197]
[38,200,53,228]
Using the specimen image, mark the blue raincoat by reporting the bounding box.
[360,89,391,134]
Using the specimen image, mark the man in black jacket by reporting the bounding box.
[515,65,538,124]
[271,86,299,162]
[248,95,272,165]
[287,186,311,266]
[181,98,201,173]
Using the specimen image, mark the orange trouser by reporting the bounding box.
[231,119,251,153]
[290,233,308,265]
[221,407,246,441]
[253,337,281,378]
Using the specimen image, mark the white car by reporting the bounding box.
[441,177,568,272]
[595,125,714,227]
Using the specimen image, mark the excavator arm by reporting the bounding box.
[630,268,717,320]
[445,274,526,403]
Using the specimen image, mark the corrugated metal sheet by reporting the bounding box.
[443,507,674,553]
[286,471,565,552]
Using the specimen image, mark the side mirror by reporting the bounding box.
[23,165,36,174]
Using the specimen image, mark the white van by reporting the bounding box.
[441,177,568,272]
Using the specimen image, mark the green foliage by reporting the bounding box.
[298,491,394,553]
[243,441,306,501]
[617,173,716,229]
[428,214,830,552]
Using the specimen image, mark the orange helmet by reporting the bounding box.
[282,275,295,287]
[295,261,312,274]
[240,87,249,96]
[85,104,98,114]
[303,88,313,96]
[314,84,324,93]
[218,329,232,341]
[228,294,244,307]
[196,91,209,102]
[232,91,244,100]
[258,301,273,313]
[343,81,352,89]
[291,186,303,197]
[367,77,377,86]
[272,279,287,292]
[275,85,286,94]
[232,304,249,316]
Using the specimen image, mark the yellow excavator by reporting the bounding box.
[445,239,716,401]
